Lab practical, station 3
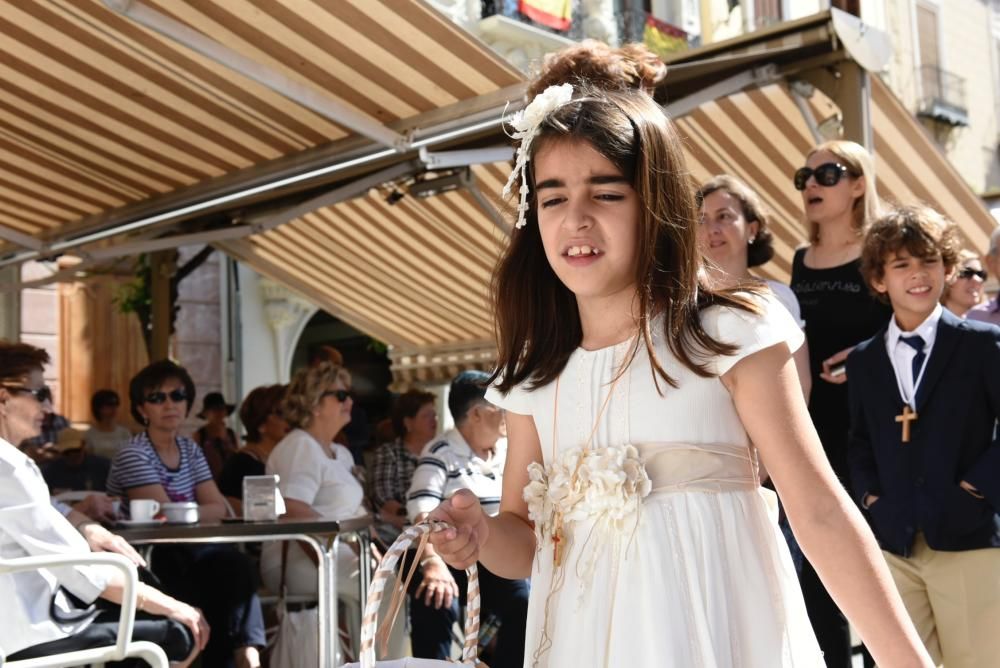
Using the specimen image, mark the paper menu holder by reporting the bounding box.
[242,474,285,521]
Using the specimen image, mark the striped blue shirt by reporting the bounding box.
[107,433,213,506]
[405,428,504,521]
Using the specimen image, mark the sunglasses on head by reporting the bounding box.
[793,162,850,191]
[321,389,352,402]
[144,389,189,405]
[4,385,51,403]
[957,267,987,281]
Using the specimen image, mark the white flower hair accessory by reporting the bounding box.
[502,83,575,229]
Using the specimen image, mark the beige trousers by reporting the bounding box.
[883,533,1000,668]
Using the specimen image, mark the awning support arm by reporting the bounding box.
[466,182,511,235]
[662,64,781,118]
[0,226,44,251]
[243,160,421,231]
[788,80,825,144]
[102,0,408,150]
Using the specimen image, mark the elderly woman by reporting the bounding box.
[941,249,987,318]
[219,384,289,515]
[260,362,371,658]
[106,360,265,668]
[0,341,206,665]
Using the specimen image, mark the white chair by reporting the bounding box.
[0,552,169,668]
[52,491,98,505]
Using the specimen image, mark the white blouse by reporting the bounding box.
[266,429,365,521]
[0,440,111,656]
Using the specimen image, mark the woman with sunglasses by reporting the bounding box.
[259,362,373,660]
[789,140,893,667]
[1,343,207,666]
[941,249,986,318]
[106,360,266,668]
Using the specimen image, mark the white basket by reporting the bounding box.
[342,522,480,668]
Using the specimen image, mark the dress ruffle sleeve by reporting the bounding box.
[702,291,806,376]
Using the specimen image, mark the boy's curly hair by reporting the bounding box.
[860,205,962,303]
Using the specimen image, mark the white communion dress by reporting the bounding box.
[485,295,824,667]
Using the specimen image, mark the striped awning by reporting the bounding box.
[220,161,513,349]
[0,0,520,252]
[3,5,995,364]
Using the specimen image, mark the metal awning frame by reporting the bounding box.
[0,81,526,268]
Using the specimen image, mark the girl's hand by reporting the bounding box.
[428,490,489,569]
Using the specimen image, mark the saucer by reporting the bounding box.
[116,518,167,527]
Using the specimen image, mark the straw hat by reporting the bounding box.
[54,428,86,453]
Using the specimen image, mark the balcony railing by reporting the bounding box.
[917,65,969,127]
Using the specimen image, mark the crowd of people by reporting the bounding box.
[1,39,998,668]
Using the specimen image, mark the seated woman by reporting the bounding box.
[372,389,464,658]
[84,389,132,461]
[193,392,239,482]
[219,384,289,515]
[106,360,266,668]
[259,362,371,657]
[371,389,439,545]
[0,341,207,666]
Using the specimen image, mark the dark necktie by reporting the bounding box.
[900,334,926,387]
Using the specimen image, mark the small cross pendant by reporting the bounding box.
[895,404,918,443]
[552,529,564,567]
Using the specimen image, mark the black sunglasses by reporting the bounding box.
[793,162,850,191]
[321,389,352,402]
[144,389,189,405]
[4,385,51,403]
[957,267,987,281]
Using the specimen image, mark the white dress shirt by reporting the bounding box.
[0,439,111,656]
[884,304,943,403]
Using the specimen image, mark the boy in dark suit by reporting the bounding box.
[847,205,1000,667]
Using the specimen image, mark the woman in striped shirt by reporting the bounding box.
[107,360,265,668]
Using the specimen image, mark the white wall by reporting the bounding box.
[236,264,283,393]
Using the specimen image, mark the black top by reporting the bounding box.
[42,454,111,492]
[218,451,265,500]
[790,247,892,481]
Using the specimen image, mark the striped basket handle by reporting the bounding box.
[358,522,479,668]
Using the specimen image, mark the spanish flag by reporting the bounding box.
[643,15,688,59]
[519,0,572,31]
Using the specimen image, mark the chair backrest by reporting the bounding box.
[0,552,169,668]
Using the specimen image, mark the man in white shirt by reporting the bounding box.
[404,371,528,667]
[0,340,207,664]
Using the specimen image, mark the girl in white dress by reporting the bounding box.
[427,83,931,667]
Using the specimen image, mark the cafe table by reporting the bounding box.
[114,515,374,667]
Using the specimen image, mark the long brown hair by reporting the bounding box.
[491,86,760,393]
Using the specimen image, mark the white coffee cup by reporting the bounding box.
[130,499,160,521]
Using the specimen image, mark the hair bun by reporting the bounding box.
[527,40,667,99]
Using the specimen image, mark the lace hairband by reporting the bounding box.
[501,83,575,230]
